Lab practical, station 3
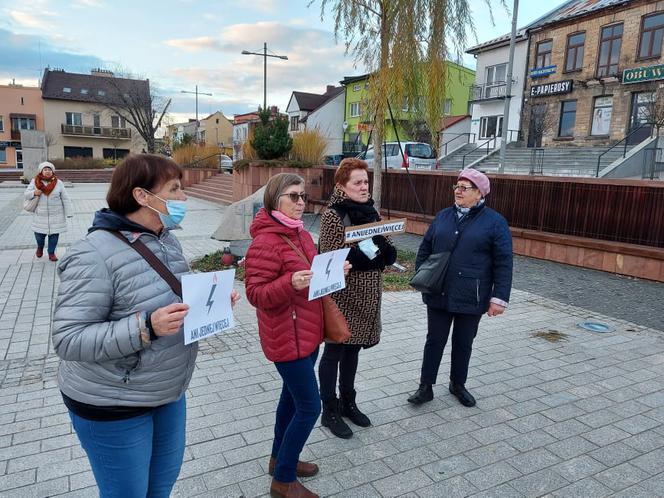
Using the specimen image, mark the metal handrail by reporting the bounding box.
[595,124,651,177]
[439,133,476,157]
[182,153,231,171]
[462,136,497,168]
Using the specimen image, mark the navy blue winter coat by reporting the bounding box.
[415,203,513,315]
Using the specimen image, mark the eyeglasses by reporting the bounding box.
[452,184,477,193]
[280,192,309,203]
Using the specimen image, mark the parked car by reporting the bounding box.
[219,154,233,171]
[324,154,344,166]
[356,142,436,170]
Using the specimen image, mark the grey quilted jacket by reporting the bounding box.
[52,209,197,407]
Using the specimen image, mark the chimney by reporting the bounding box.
[326,85,335,93]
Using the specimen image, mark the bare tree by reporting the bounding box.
[93,73,171,153]
[44,132,57,159]
[523,99,557,148]
[313,0,504,208]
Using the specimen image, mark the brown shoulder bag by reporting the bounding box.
[279,235,351,344]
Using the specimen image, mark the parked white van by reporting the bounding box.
[357,142,437,170]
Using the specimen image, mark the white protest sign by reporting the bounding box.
[182,270,235,345]
[308,247,350,301]
[344,218,407,242]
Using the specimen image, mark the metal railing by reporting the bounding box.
[439,133,476,157]
[462,137,497,168]
[529,148,545,175]
[469,82,507,101]
[182,153,232,171]
[342,141,364,155]
[595,124,651,177]
[61,124,131,139]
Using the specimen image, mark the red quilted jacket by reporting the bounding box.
[245,208,323,362]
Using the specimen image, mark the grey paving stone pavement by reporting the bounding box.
[0,183,662,497]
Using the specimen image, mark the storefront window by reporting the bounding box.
[480,115,503,139]
[591,96,613,136]
[558,100,577,137]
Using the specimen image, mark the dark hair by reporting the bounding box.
[263,173,305,211]
[335,157,368,186]
[106,154,183,214]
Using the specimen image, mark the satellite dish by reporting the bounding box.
[342,121,348,131]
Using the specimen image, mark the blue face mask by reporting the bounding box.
[144,190,187,229]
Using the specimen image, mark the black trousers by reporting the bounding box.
[318,343,362,402]
[420,307,482,386]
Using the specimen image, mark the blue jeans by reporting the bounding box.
[34,232,59,255]
[272,348,321,482]
[68,396,186,498]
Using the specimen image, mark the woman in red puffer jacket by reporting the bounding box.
[245,173,349,498]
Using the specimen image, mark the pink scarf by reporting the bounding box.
[271,210,304,232]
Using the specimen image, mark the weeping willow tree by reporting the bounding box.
[315,0,504,208]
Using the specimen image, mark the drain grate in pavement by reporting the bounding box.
[531,329,569,342]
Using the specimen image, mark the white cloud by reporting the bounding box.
[160,21,362,112]
[8,9,58,30]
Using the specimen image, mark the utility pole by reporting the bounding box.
[242,43,288,111]
[181,85,212,143]
[499,0,519,173]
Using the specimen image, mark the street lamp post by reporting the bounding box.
[499,0,519,173]
[180,85,212,143]
[241,42,288,111]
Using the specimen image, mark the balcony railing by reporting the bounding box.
[469,82,507,102]
[61,124,131,139]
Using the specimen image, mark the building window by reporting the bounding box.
[353,84,360,92]
[290,116,299,131]
[63,87,71,93]
[80,88,89,95]
[486,63,507,84]
[103,148,130,160]
[98,90,106,96]
[535,40,553,68]
[639,12,664,59]
[11,117,36,130]
[479,115,503,139]
[64,146,93,158]
[65,112,82,126]
[349,102,360,117]
[0,149,6,163]
[558,100,577,137]
[591,96,613,135]
[111,115,126,128]
[597,23,623,77]
[564,32,585,72]
[444,99,452,115]
[0,116,3,132]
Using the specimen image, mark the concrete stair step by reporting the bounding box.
[185,188,232,205]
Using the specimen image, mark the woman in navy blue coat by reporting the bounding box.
[407,169,513,407]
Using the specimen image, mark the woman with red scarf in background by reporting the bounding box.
[24,161,73,261]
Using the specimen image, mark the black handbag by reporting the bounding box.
[409,251,451,294]
[410,209,485,295]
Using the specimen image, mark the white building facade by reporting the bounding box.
[467,33,529,146]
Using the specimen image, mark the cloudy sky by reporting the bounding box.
[1,0,564,125]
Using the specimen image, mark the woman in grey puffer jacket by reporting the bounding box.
[52,154,239,498]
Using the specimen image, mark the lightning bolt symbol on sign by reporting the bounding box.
[325,258,332,280]
[206,284,217,314]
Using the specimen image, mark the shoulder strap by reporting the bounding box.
[329,206,352,228]
[105,230,183,298]
[279,235,311,265]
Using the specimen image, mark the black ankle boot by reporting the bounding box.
[340,390,371,427]
[321,398,353,439]
[449,382,476,407]
[407,383,433,405]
